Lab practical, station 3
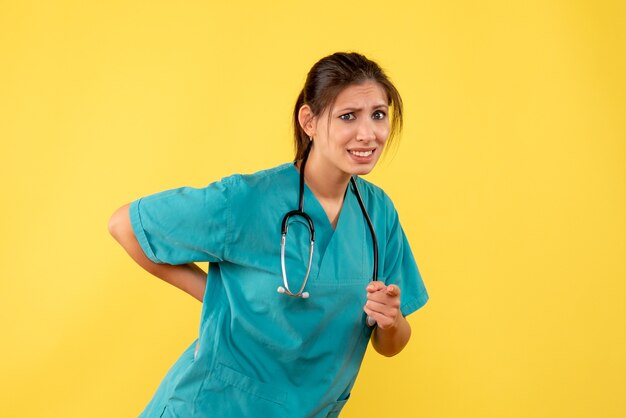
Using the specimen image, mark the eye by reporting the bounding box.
[339,113,356,121]
[372,110,386,120]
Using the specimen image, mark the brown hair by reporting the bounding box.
[293,52,404,160]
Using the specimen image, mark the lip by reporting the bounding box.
[347,147,377,163]
[348,147,376,152]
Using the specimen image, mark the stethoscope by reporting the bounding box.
[278,142,379,312]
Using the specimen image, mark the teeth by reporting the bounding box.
[350,150,373,157]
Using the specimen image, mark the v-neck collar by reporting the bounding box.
[289,163,353,232]
[285,162,369,284]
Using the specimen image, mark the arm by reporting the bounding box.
[363,282,412,357]
[108,204,207,302]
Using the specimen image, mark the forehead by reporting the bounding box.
[333,81,388,107]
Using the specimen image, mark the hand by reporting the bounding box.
[364,281,402,330]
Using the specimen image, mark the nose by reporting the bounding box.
[355,119,377,142]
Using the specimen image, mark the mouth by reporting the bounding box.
[348,149,375,158]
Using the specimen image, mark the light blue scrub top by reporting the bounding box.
[130,163,428,418]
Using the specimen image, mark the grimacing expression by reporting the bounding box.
[308,81,390,179]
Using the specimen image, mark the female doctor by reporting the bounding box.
[109,52,428,417]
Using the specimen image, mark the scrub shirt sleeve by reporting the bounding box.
[383,201,429,317]
[129,181,230,265]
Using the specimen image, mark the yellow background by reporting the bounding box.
[1,1,625,417]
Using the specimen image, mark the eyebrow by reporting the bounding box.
[334,103,389,113]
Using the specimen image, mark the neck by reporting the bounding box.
[297,150,351,201]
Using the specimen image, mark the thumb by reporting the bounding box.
[385,284,400,297]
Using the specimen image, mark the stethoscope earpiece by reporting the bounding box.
[277,286,310,299]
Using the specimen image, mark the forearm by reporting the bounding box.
[136,256,207,302]
[109,204,207,302]
[371,314,411,357]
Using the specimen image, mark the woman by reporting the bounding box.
[109,52,428,418]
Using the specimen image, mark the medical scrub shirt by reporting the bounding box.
[129,163,428,418]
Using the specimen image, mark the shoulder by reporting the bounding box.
[210,162,293,188]
[353,176,396,211]
[353,177,401,237]
[214,162,296,201]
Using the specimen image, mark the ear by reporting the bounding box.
[298,104,317,137]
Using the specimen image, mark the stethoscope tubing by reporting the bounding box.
[279,141,380,326]
[350,176,378,282]
[279,210,315,298]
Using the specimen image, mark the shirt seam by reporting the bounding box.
[223,176,234,261]
[401,290,429,317]
[129,199,164,264]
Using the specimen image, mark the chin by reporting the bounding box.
[347,164,376,177]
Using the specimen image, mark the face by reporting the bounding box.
[303,81,390,179]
